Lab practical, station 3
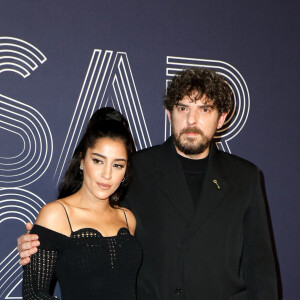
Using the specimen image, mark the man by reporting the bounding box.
[17,68,278,299]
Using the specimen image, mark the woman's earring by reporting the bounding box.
[80,164,83,171]
[121,178,125,183]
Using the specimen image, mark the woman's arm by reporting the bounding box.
[22,201,70,299]
[22,226,60,300]
[18,201,71,265]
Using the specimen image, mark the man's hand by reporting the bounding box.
[17,223,40,265]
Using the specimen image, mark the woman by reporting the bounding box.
[22,107,142,300]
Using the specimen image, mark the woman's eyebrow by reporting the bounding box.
[91,153,126,162]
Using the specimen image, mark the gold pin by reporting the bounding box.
[213,179,221,189]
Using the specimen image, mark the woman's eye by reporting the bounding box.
[113,164,124,169]
[92,158,103,164]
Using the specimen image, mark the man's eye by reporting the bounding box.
[202,108,210,112]
[178,107,187,111]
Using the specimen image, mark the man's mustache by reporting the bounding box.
[179,127,204,135]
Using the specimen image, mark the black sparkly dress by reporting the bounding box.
[22,208,142,300]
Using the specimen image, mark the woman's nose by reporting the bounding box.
[101,165,112,180]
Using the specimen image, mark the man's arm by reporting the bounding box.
[242,168,278,299]
[17,222,40,265]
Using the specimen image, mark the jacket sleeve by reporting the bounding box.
[242,168,278,299]
[22,225,61,300]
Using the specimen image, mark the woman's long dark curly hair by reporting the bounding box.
[164,68,233,114]
[58,107,136,207]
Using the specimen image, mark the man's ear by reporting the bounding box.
[166,109,172,123]
[217,112,228,129]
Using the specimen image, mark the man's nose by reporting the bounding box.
[187,109,198,125]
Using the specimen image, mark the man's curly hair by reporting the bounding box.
[164,68,233,114]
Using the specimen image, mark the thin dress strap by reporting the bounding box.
[57,201,73,232]
[121,209,129,230]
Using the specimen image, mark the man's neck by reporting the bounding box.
[175,146,210,160]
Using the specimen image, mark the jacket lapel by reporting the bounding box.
[191,143,231,231]
[153,138,194,224]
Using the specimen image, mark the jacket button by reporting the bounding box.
[175,288,182,295]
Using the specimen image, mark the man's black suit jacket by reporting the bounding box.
[125,138,278,300]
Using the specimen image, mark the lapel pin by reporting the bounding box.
[213,179,221,189]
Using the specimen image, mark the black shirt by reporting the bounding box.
[178,154,209,208]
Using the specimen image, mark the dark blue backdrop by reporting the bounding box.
[0,1,299,299]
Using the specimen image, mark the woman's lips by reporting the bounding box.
[97,183,111,190]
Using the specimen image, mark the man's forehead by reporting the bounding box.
[178,94,213,105]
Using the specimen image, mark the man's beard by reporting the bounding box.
[172,127,213,156]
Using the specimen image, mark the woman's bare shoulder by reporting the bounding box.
[118,207,136,234]
[35,200,70,235]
